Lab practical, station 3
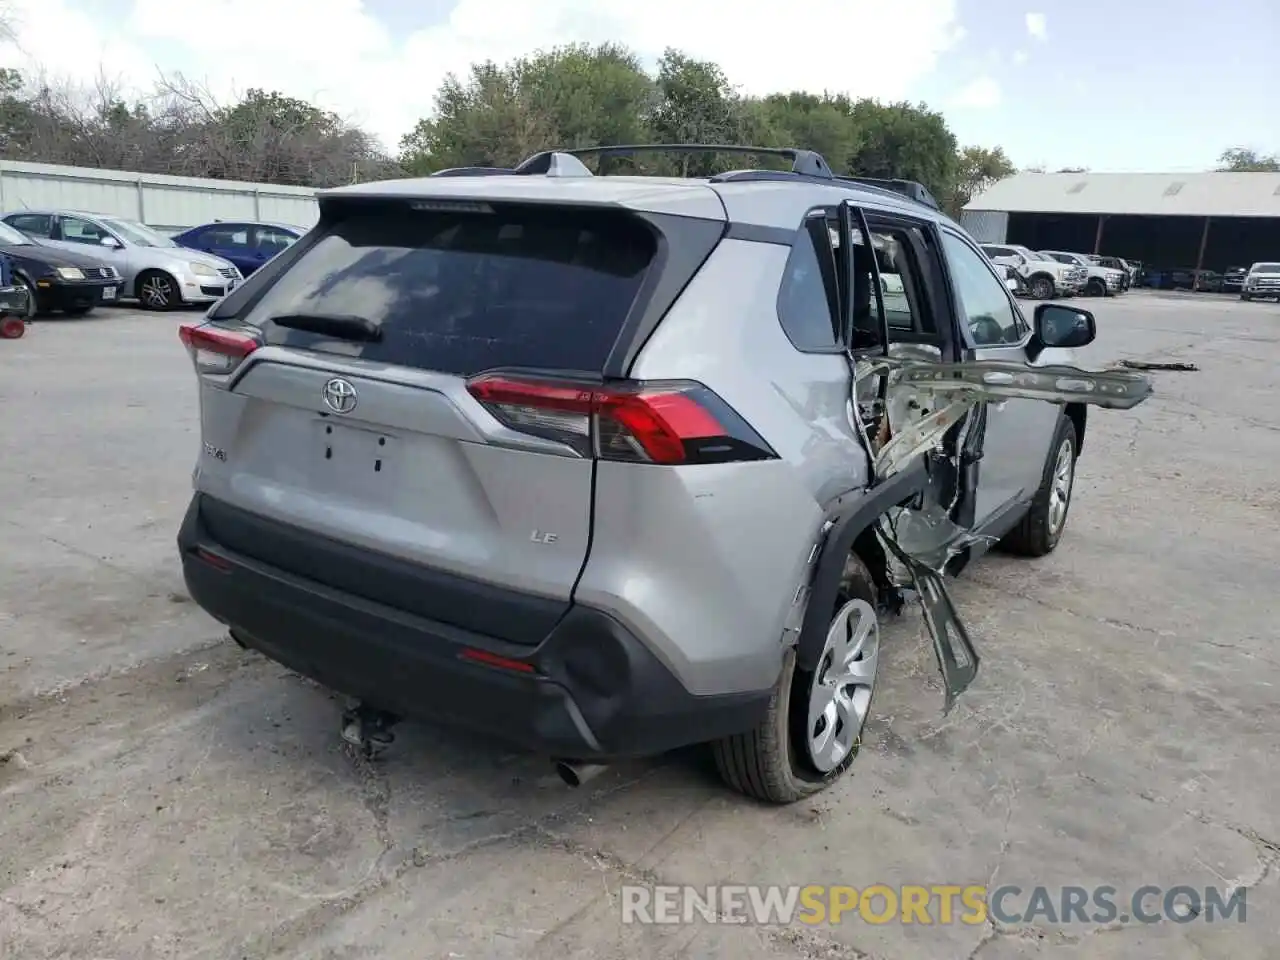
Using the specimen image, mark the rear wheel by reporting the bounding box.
[712,553,879,804]
[1240,293,1251,301]
[137,270,179,310]
[1002,415,1077,557]
[1085,278,1107,297]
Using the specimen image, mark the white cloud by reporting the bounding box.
[0,0,966,154]
[1025,12,1047,41]
[1012,50,1029,65]
[951,77,1001,109]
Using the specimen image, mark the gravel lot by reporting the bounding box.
[2,293,1278,960]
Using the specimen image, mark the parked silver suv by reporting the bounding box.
[1,209,242,310]
[176,145,1152,803]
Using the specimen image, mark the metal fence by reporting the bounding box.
[0,160,321,234]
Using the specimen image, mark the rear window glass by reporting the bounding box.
[245,204,656,376]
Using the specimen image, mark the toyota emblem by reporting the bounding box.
[322,377,358,414]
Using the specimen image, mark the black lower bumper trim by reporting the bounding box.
[39,281,123,311]
[178,495,771,761]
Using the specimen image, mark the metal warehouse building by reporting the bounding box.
[961,171,1280,273]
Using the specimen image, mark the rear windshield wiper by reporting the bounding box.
[269,313,383,343]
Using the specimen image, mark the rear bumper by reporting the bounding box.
[178,495,771,760]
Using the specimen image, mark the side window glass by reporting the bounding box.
[8,214,52,237]
[777,216,841,351]
[865,227,935,338]
[255,227,295,252]
[942,232,1027,346]
[61,217,109,245]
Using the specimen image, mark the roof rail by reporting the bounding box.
[709,170,831,187]
[518,144,835,179]
[836,176,941,211]
[424,148,942,213]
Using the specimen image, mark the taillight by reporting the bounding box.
[465,373,777,465]
[178,321,260,375]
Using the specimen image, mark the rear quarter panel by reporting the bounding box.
[574,239,869,696]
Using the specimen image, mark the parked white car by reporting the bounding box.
[1,210,243,310]
[1042,250,1126,298]
[980,243,1086,300]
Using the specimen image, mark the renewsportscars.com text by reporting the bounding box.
[620,883,1247,926]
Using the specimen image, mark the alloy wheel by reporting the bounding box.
[1047,437,1075,535]
[806,596,878,773]
[140,274,175,309]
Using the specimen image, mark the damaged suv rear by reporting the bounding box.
[176,145,1152,804]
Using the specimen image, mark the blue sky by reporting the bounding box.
[920,1,1280,171]
[1,0,1276,172]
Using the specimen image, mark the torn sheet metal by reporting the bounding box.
[1118,359,1198,372]
[858,357,1154,480]
[850,356,1154,711]
[878,523,980,713]
[872,398,973,481]
[892,360,1154,409]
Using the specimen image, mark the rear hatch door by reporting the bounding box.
[193,196,676,645]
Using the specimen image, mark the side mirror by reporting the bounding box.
[1028,303,1095,360]
[99,235,121,249]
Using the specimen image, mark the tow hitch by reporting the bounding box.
[340,702,400,759]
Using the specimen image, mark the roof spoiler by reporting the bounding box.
[427,143,939,211]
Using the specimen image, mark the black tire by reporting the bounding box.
[712,553,879,804]
[136,270,179,310]
[12,274,36,320]
[1029,274,1055,300]
[1085,278,1106,297]
[1240,293,1251,301]
[1002,415,1078,557]
[64,305,94,317]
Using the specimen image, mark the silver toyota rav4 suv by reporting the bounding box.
[177,145,1151,803]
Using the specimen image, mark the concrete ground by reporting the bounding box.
[1,293,1278,960]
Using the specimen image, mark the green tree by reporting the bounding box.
[947,144,1016,215]
[1217,147,1280,172]
[748,92,861,173]
[845,99,958,200]
[517,43,654,153]
[399,44,655,175]
[648,49,745,175]
[399,61,552,174]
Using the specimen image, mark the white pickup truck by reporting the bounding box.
[1041,250,1127,297]
[980,243,1086,300]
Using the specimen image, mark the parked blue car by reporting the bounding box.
[170,221,304,277]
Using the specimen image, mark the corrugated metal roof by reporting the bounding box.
[965,171,1280,219]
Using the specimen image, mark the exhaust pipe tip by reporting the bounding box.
[555,760,608,788]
